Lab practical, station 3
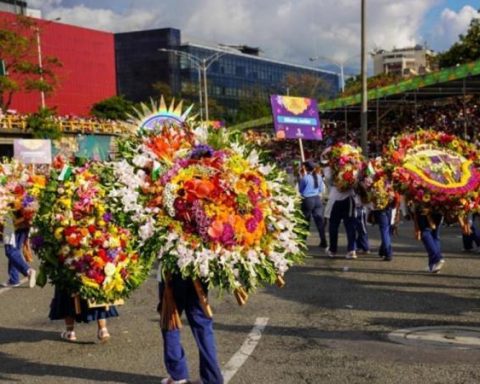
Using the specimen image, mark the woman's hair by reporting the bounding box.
[303,161,319,188]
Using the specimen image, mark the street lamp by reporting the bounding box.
[34,17,61,109]
[309,55,359,93]
[159,48,228,125]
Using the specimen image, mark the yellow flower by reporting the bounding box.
[80,275,100,288]
[54,227,64,240]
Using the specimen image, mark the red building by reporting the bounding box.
[1,12,116,116]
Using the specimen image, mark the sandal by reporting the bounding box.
[60,330,77,342]
[97,327,110,342]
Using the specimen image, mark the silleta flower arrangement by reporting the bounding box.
[327,143,365,192]
[362,157,395,210]
[384,129,480,216]
[32,161,155,303]
[0,159,45,228]
[118,99,307,301]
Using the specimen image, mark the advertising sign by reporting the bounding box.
[14,139,52,164]
[270,95,322,140]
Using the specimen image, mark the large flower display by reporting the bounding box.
[384,130,480,215]
[32,161,156,302]
[118,99,307,298]
[362,157,395,210]
[326,143,365,192]
[0,159,45,227]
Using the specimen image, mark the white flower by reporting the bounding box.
[104,262,116,277]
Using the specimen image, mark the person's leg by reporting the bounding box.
[311,196,327,247]
[185,281,224,384]
[5,244,30,284]
[376,209,392,260]
[61,316,77,341]
[355,207,369,252]
[418,214,443,269]
[328,201,342,254]
[160,279,190,382]
[97,318,110,341]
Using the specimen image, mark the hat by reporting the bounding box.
[303,160,315,172]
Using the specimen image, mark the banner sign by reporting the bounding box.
[14,139,52,164]
[77,135,112,161]
[270,95,322,140]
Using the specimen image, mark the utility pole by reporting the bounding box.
[360,0,368,156]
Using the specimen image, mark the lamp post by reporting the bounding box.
[360,0,368,156]
[34,17,60,109]
[159,48,228,125]
[309,54,359,93]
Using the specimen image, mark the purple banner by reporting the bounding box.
[270,95,322,140]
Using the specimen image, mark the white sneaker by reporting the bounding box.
[160,378,189,384]
[28,269,36,288]
[346,251,357,259]
[326,248,335,258]
[430,259,445,273]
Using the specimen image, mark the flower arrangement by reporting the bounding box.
[362,157,395,210]
[32,161,156,302]
[327,143,365,192]
[117,99,307,297]
[384,130,480,214]
[0,159,45,228]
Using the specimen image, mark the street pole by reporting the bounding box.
[340,63,345,93]
[35,27,45,109]
[196,66,203,122]
[202,59,209,125]
[360,0,368,156]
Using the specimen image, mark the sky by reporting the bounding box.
[27,0,479,73]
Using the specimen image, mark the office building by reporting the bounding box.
[115,28,340,117]
[372,45,436,77]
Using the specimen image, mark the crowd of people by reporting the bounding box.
[0,109,128,135]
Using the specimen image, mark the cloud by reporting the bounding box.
[429,5,478,51]
[29,0,440,71]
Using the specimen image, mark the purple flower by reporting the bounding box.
[103,212,113,222]
[189,145,214,159]
[30,235,44,250]
[252,206,263,221]
[22,195,35,208]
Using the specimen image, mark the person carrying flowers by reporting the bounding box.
[298,160,328,249]
[323,143,365,259]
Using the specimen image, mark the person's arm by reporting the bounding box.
[298,175,308,195]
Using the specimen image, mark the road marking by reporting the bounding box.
[222,317,269,383]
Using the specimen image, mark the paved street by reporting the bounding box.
[1,221,480,384]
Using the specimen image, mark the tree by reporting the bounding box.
[0,15,62,111]
[342,72,401,96]
[282,72,332,100]
[26,107,61,140]
[90,95,136,120]
[437,10,480,68]
[234,87,271,124]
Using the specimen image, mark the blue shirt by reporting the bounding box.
[299,173,323,198]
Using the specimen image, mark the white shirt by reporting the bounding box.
[2,214,16,247]
[323,166,355,218]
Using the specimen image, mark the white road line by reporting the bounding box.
[222,317,269,383]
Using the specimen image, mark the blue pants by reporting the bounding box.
[462,217,480,250]
[301,195,327,245]
[329,196,356,253]
[373,208,392,259]
[354,207,369,252]
[159,276,223,384]
[5,228,30,285]
[417,213,443,268]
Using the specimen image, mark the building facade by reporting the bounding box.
[0,11,116,116]
[372,45,436,77]
[115,28,339,118]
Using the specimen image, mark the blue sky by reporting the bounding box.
[28,0,479,70]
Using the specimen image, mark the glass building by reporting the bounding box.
[115,28,340,118]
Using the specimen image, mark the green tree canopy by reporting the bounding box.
[0,15,61,111]
[437,10,480,68]
[90,95,135,121]
[26,107,61,140]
